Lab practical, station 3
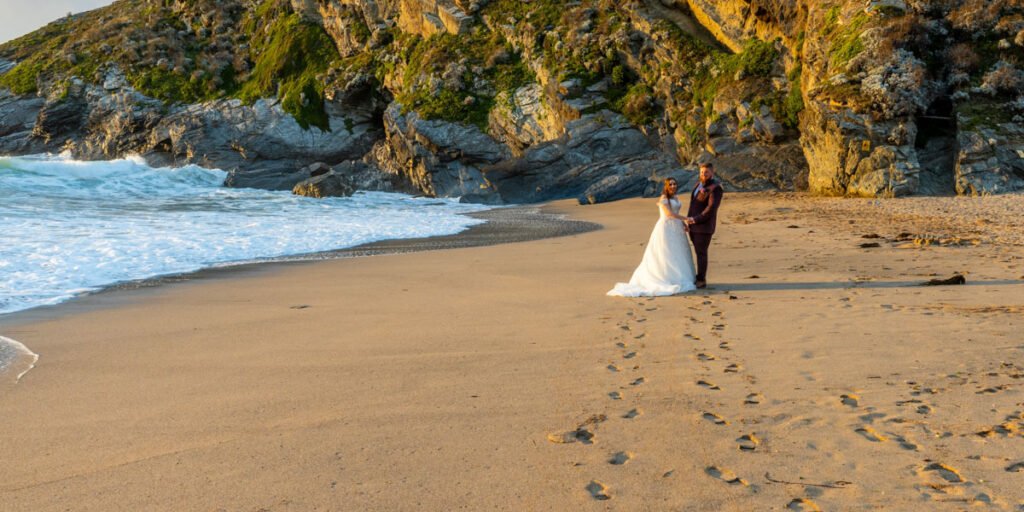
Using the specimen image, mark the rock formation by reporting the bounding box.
[2,0,1023,202]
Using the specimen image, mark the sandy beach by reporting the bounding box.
[1,193,1023,511]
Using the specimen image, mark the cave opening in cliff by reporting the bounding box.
[915,96,956,195]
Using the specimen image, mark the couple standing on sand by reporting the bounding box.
[608,162,723,297]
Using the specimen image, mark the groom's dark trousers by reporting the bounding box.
[689,233,713,282]
[687,178,724,284]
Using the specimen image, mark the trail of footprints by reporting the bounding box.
[552,295,789,504]
[684,299,776,501]
[571,299,1021,505]
[547,299,658,501]
[837,372,1022,505]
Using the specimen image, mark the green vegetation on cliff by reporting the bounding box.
[691,38,780,116]
[393,29,534,129]
[238,6,340,130]
[0,0,342,130]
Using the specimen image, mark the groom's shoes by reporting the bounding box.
[695,280,707,289]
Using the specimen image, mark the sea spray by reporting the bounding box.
[0,154,490,314]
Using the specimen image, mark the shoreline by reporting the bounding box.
[0,204,601,327]
[1,193,1022,510]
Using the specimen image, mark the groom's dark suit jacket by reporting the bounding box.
[687,178,723,235]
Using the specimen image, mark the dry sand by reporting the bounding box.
[1,192,1023,511]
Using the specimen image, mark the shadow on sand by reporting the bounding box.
[700,279,1023,293]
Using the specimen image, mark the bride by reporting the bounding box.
[607,177,697,297]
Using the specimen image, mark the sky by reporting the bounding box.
[0,0,114,45]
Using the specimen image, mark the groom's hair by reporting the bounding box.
[700,162,714,171]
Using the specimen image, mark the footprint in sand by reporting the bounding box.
[616,342,628,349]
[840,394,860,407]
[547,415,606,445]
[608,451,633,465]
[697,380,721,390]
[891,434,919,451]
[855,426,888,442]
[609,391,623,400]
[744,393,764,405]
[737,434,760,451]
[705,466,748,486]
[623,408,642,419]
[696,352,717,361]
[703,412,729,425]
[1006,462,1024,472]
[607,364,620,372]
[859,412,886,424]
[724,363,742,373]
[976,385,1010,394]
[923,463,964,483]
[630,377,646,386]
[719,341,732,351]
[624,351,638,359]
[976,422,1020,438]
[786,498,822,511]
[586,480,611,500]
[916,404,933,414]
[633,333,646,339]
[547,428,595,445]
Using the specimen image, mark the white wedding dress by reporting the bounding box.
[607,197,697,297]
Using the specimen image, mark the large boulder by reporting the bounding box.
[293,170,356,198]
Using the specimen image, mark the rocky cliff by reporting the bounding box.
[2,0,1023,202]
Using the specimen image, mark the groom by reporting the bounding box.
[684,163,723,289]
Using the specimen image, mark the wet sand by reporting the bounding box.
[1,193,1022,510]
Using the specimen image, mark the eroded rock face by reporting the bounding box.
[955,126,1024,195]
[378,102,506,200]
[0,90,46,154]
[397,0,472,36]
[488,84,562,155]
[682,0,801,54]
[801,98,920,197]
[487,110,669,203]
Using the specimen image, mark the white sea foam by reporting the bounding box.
[0,153,490,315]
[0,336,38,382]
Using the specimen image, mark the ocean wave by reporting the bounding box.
[0,154,489,315]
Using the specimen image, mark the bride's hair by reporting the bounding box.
[661,178,677,200]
